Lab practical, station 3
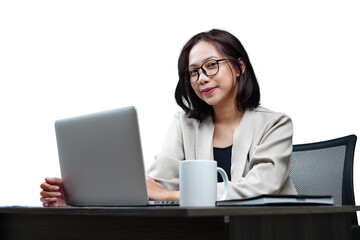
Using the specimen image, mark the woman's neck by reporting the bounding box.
[212,104,244,148]
[213,104,244,125]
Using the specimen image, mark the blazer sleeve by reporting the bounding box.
[217,113,296,199]
[145,113,184,191]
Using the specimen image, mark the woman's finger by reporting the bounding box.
[40,182,60,191]
[40,190,61,198]
[40,197,58,203]
[45,177,63,187]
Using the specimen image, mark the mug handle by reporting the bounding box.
[217,167,229,200]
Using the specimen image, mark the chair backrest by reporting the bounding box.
[290,135,357,224]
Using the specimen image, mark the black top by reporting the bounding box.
[213,145,232,182]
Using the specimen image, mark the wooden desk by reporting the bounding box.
[0,205,359,240]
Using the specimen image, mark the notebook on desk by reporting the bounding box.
[216,194,334,206]
[55,106,178,207]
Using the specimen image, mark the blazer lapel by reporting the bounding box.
[195,116,214,160]
[231,108,255,181]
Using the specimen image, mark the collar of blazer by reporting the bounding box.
[195,107,255,181]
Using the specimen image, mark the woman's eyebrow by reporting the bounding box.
[188,56,218,68]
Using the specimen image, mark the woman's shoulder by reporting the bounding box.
[172,111,212,129]
[172,111,199,125]
[248,106,293,141]
[250,106,292,126]
[252,106,291,118]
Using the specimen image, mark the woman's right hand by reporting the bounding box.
[40,177,69,207]
[146,177,179,201]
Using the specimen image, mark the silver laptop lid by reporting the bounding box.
[55,106,148,206]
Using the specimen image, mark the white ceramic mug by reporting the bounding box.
[179,160,229,207]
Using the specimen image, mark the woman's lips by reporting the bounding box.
[201,87,216,95]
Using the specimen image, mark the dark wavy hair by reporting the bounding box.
[175,29,260,121]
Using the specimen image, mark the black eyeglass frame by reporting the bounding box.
[185,58,229,84]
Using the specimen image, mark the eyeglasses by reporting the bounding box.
[185,58,229,84]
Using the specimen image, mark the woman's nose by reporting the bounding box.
[197,69,210,84]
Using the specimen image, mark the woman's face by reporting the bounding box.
[188,41,241,108]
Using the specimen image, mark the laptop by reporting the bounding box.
[55,106,178,206]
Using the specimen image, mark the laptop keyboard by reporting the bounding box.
[148,201,179,206]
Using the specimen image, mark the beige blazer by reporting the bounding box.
[146,106,297,200]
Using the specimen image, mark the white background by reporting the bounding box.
[0,0,359,208]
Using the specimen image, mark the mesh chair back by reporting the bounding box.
[290,135,357,224]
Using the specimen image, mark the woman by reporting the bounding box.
[40,29,297,207]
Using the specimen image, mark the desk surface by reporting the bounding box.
[1,205,359,240]
[1,205,360,216]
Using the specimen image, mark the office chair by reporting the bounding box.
[290,135,358,239]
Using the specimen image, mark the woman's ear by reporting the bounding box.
[238,58,246,75]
